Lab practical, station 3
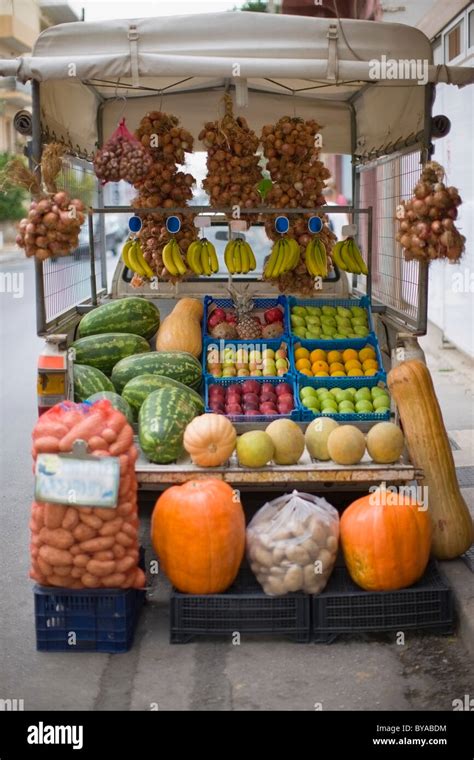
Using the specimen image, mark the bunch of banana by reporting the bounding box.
[304,237,328,278]
[162,238,187,277]
[121,238,154,279]
[224,238,257,275]
[186,238,219,276]
[332,238,368,275]
[263,237,300,279]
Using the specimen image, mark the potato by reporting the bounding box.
[253,545,274,568]
[316,548,333,572]
[309,519,329,546]
[285,544,310,565]
[263,575,286,596]
[283,565,303,592]
[326,535,338,554]
[304,578,326,595]
[299,537,319,559]
[272,546,287,564]
[271,528,293,542]
[303,563,317,587]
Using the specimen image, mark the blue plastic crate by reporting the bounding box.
[297,375,391,422]
[34,548,146,653]
[292,334,386,388]
[205,375,300,423]
[203,337,294,382]
[203,295,289,340]
[287,295,375,343]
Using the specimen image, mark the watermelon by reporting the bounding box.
[122,373,204,419]
[77,297,160,340]
[139,387,198,464]
[86,391,134,424]
[73,364,115,402]
[112,351,202,394]
[71,333,151,376]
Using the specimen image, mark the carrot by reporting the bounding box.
[39,527,74,550]
[69,544,81,556]
[71,567,84,579]
[133,568,146,588]
[115,555,136,574]
[94,550,114,561]
[44,504,67,529]
[117,501,133,517]
[62,507,79,531]
[88,436,109,451]
[118,475,131,498]
[81,573,101,588]
[60,410,84,428]
[102,428,117,444]
[39,545,73,566]
[54,564,73,577]
[115,531,133,548]
[73,523,96,542]
[121,521,137,539]
[79,513,103,530]
[47,574,75,587]
[79,536,115,553]
[37,557,52,576]
[127,549,139,564]
[34,436,61,453]
[73,554,90,568]
[112,544,126,559]
[109,425,133,456]
[59,414,105,452]
[93,507,118,522]
[101,573,126,587]
[99,517,123,537]
[33,421,68,440]
[121,571,135,588]
[119,455,129,476]
[106,411,128,434]
[86,559,116,577]
[79,507,92,515]
[128,446,138,465]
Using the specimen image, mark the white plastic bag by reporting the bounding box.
[246,490,339,596]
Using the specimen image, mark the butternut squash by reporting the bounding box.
[388,360,473,559]
[155,298,203,357]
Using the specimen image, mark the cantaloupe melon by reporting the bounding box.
[305,417,339,460]
[265,419,305,465]
[327,425,366,465]
[366,422,404,464]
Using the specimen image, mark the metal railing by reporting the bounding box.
[355,148,428,333]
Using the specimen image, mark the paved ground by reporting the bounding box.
[0,252,472,711]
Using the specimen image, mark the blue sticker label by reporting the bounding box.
[275,216,289,234]
[128,215,142,233]
[308,216,323,234]
[166,216,181,234]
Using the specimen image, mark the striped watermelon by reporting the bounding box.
[112,351,202,394]
[86,391,134,424]
[139,387,198,464]
[73,364,115,402]
[77,297,160,340]
[122,373,204,418]
[71,333,151,376]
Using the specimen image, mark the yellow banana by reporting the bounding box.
[313,238,328,278]
[128,241,147,276]
[264,240,281,279]
[240,239,250,274]
[207,240,219,274]
[242,241,256,271]
[121,239,134,269]
[342,239,361,274]
[331,240,347,271]
[304,240,318,276]
[273,239,288,277]
[186,241,203,275]
[224,240,236,274]
[288,238,300,270]
[162,240,180,276]
[233,239,242,274]
[135,240,155,279]
[171,239,187,276]
[200,241,212,276]
[348,238,368,275]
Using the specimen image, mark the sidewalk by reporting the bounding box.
[419,322,474,657]
[0,245,24,264]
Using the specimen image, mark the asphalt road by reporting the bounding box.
[0,255,472,712]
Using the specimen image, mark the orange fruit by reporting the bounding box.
[327,350,342,365]
[342,348,358,363]
[312,360,329,374]
[296,358,311,371]
[347,368,363,376]
[299,368,313,377]
[362,359,378,371]
[345,359,362,372]
[359,347,376,362]
[295,347,310,361]
[329,362,345,373]
[315,371,329,377]
[365,369,377,376]
[310,349,326,363]
[330,370,346,377]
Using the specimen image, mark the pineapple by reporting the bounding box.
[228,284,263,339]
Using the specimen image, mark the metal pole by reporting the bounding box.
[366,205,373,302]
[96,100,107,292]
[31,80,47,336]
[417,84,434,335]
[88,210,98,306]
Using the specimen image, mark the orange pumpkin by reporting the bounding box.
[183,414,236,467]
[151,479,245,594]
[340,490,432,591]
[155,298,203,357]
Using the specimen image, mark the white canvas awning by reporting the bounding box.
[0,12,472,158]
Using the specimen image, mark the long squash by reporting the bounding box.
[388,359,473,559]
[155,298,203,357]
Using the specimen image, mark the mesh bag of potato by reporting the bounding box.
[246,491,339,596]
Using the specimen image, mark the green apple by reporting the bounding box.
[292,306,307,317]
[337,306,352,318]
[371,386,387,398]
[338,409,355,416]
[355,388,372,402]
[303,397,320,411]
[352,317,368,327]
[354,325,369,337]
[355,399,374,413]
[350,306,365,317]
[373,394,391,410]
[291,315,305,327]
[262,349,275,360]
[306,316,321,326]
[335,390,353,403]
[329,387,342,397]
[347,387,357,397]
[321,316,336,326]
[321,399,338,412]
[333,333,346,340]
[293,328,307,339]
[375,407,390,415]
[322,306,337,316]
[338,400,355,412]
[300,386,318,399]
[305,306,321,316]
[306,329,322,339]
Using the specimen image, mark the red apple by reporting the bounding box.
[260,402,277,414]
[209,384,225,396]
[209,400,225,412]
[245,409,261,416]
[226,388,242,399]
[243,392,259,405]
[277,401,294,414]
[264,307,283,324]
[278,393,294,406]
[226,404,242,414]
[261,383,275,395]
[225,313,238,324]
[275,383,293,397]
[242,380,260,395]
[260,392,276,403]
[243,401,259,411]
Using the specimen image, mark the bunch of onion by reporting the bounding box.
[132,170,194,216]
[93,119,153,184]
[199,95,263,220]
[135,111,194,165]
[16,191,85,261]
[396,162,465,262]
[137,214,197,282]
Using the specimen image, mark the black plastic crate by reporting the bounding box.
[312,560,454,643]
[170,568,310,644]
[34,548,146,653]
